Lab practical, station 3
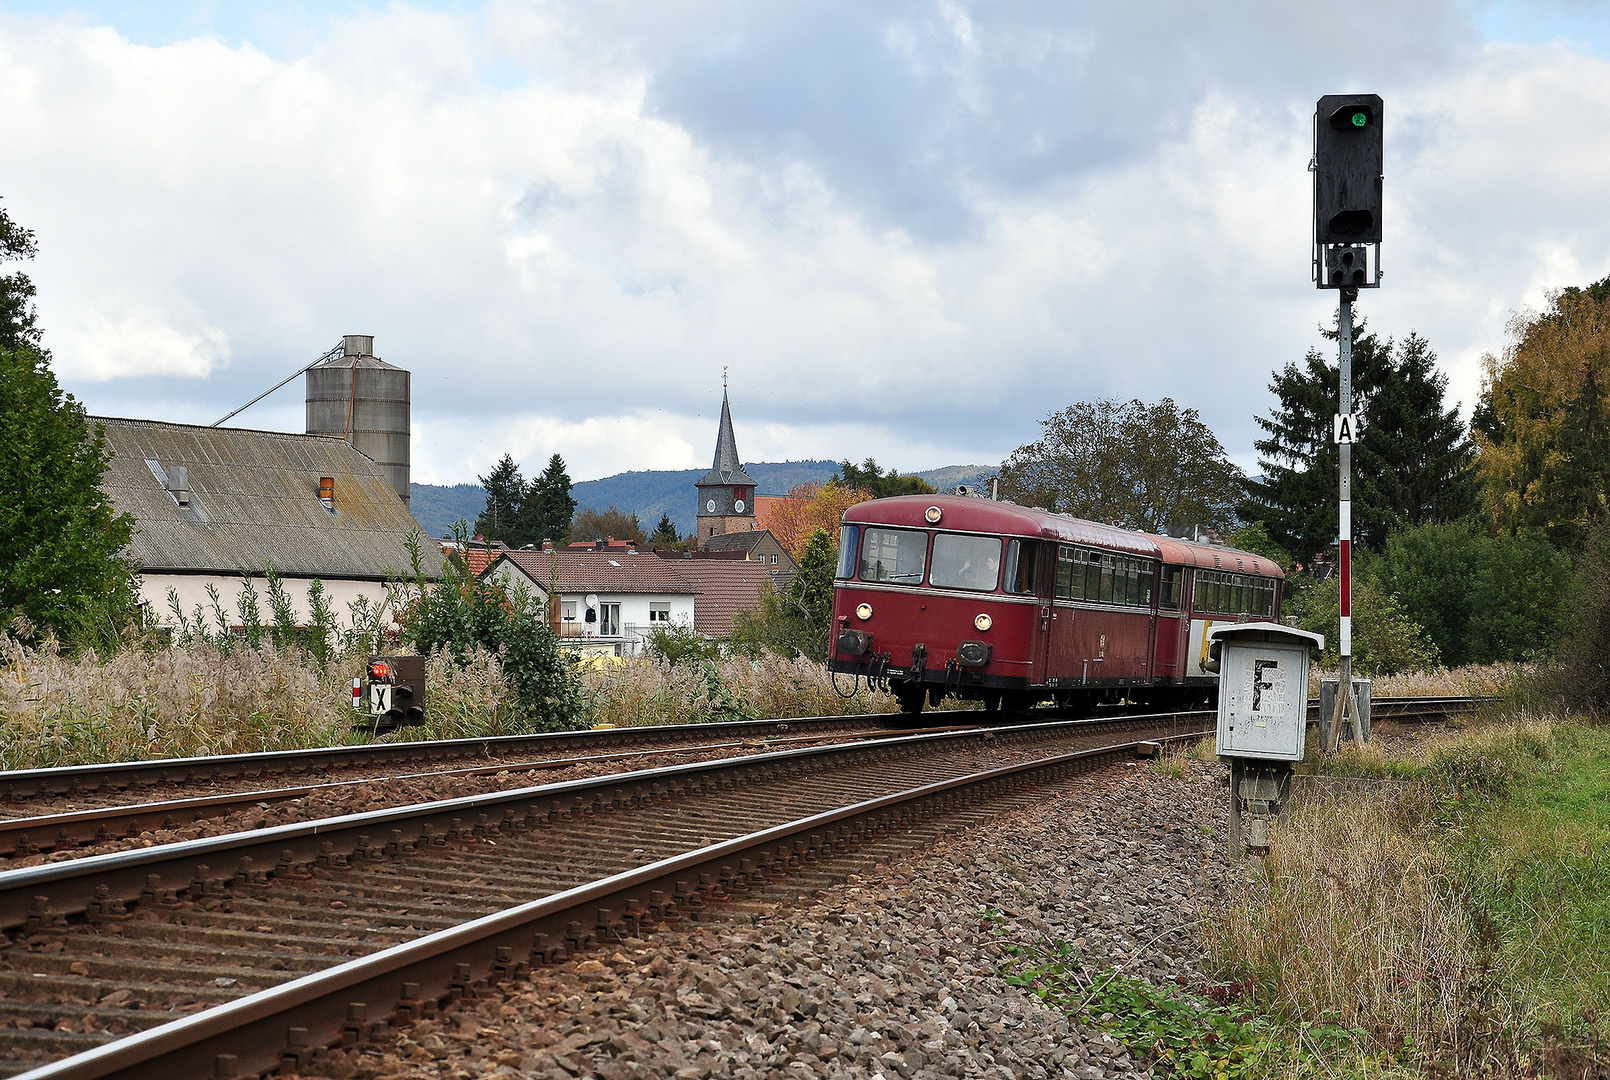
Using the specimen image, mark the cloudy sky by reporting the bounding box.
[3,1,1610,486]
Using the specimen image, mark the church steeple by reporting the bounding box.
[695,376,758,539]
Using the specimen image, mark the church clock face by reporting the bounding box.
[707,499,717,513]
[734,498,745,513]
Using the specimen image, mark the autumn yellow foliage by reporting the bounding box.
[765,481,874,559]
[1475,285,1610,550]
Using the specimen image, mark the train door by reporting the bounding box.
[1153,564,1183,678]
[1003,538,1052,684]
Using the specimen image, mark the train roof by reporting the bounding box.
[841,496,1283,579]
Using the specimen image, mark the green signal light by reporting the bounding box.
[1351,111,1368,127]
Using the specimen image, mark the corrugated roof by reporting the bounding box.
[494,550,698,595]
[674,560,792,638]
[95,416,442,579]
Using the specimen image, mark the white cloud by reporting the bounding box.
[3,6,1610,490]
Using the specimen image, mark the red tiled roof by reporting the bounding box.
[493,550,696,595]
[673,560,792,638]
[753,495,796,534]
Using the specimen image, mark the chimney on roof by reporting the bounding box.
[319,476,335,510]
[169,465,190,507]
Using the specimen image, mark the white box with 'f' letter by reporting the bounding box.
[1208,623,1325,762]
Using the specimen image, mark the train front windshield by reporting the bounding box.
[858,527,927,584]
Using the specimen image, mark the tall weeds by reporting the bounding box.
[0,635,897,767]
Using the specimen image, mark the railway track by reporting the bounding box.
[0,712,1210,1079]
[0,695,1483,1078]
[0,697,1486,866]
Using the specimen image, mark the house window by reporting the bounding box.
[561,601,578,621]
[599,603,621,636]
[649,604,672,623]
[770,554,778,564]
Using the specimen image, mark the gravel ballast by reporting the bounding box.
[292,755,1232,1080]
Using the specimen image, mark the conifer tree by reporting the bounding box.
[1243,321,1392,564]
[474,454,525,546]
[523,454,577,546]
[1354,332,1477,542]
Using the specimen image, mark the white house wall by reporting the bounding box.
[141,573,398,631]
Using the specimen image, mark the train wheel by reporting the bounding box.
[981,691,1001,713]
[895,687,925,716]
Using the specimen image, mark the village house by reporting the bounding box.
[486,549,696,657]
[95,416,441,629]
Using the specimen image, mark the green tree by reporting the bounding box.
[650,513,682,547]
[1225,522,1294,574]
[475,454,525,546]
[0,198,42,351]
[998,397,1243,534]
[0,201,140,647]
[1355,332,1478,541]
[1289,572,1440,675]
[521,453,576,546]
[1550,516,1610,706]
[1243,321,1394,563]
[401,529,580,730]
[570,505,646,545]
[832,459,935,499]
[730,527,837,661]
[1370,521,1569,667]
[1474,278,1610,552]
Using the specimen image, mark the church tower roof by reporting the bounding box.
[697,386,758,489]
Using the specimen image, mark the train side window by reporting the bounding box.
[1159,566,1180,610]
[1003,539,1039,594]
[1055,546,1079,600]
[859,527,927,584]
[835,525,860,580]
[930,533,1002,591]
[1085,552,1103,602]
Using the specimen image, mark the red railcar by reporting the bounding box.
[829,496,1285,714]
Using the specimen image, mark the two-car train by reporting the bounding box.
[829,495,1285,714]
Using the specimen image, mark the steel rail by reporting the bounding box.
[0,713,1208,931]
[0,714,924,800]
[0,724,966,859]
[10,728,1207,1080]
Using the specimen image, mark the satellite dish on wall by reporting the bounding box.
[585,593,599,609]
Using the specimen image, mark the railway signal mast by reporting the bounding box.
[1313,93,1382,749]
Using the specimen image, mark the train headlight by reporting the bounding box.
[924,505,943,523]
[974,613,992,631]
[856,603,873,621]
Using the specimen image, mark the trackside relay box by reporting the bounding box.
[1208,623,1325,762]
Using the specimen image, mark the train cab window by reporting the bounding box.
[929,533,1002,591]
[1159,567,1181,610]
[859,527,928,584]
[835,525,860,580]
[1003,539,1039,594]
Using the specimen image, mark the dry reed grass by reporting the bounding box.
[579,654,896,727]
[1204,789,1490,1066]
[0,635,899,766]
[1307,661,1526,699]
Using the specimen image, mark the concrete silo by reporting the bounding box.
[305,334,411,507]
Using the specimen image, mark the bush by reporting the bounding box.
[398,531,580,731]
[1289,572,1441,675]
[1549,516,1610,708]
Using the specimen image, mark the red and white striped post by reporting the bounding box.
[1331,293,1364,749]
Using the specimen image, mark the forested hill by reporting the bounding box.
[410,461,994,539]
